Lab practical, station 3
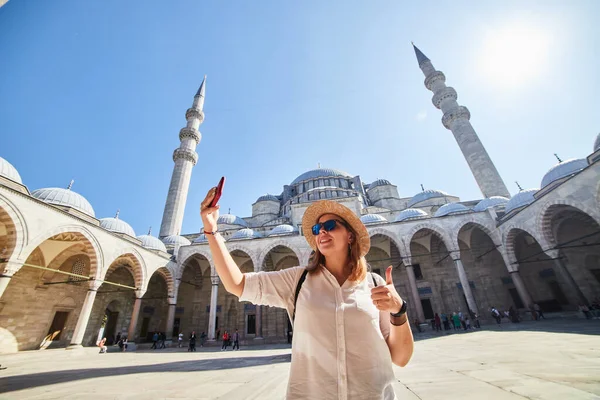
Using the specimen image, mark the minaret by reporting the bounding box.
[159,77,206,238]
[412,44,510,198]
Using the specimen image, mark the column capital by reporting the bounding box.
[211,275,220,285]
[544,249,560,259]
[168,297,177,306]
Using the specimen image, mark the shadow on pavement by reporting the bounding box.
[0,353,291,394]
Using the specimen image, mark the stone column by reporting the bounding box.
[509,270,532,308]
[255,305,263,339]
[127,296,143,342]
[453,257,479,315]
[547,250,588,305]
[165,298,177,340]
[0,275,12,299]
[208,275,219,341]
[405,265,425,322]
[68,281,100,349]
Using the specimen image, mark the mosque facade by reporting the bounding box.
[1,46,599,353]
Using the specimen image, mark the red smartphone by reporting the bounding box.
[209,176,226,208]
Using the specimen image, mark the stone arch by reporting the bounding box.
[229,248,254,274]
[406,222,455,254]
[153,266,175,298]
[502,224,546,266]
[103,249,145,290]
[178,251,212,281]
[0,194,28,265]
[451,217,501,250]
[257,240,302,271]
[538,200,600,248]
[18,225,103,279]
[367,228,404,257]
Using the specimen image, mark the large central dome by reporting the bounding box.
[291,168,352,185]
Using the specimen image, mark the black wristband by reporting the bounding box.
[390,300,407,317]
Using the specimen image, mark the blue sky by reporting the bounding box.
[1,1,598,236]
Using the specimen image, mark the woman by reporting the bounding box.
[201,189,414,399]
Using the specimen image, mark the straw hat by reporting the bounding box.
[301,200,371,257]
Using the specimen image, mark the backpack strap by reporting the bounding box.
[292,269,309,324]
[371,272,378,287]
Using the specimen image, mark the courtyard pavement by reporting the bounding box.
[0,319,599,399]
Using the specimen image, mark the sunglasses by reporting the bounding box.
[311,219,346,236]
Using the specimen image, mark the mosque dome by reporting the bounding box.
[368,179,392,189]
[100,213,136,237]
[408,189,450,207]
[360,214,388,225]
[193,234,208,244]
[268,224,296,236]
[217,214,248,227]
[594,133,600,152]
[541,158,588,188]
[505,189,538,214]
[0,156,22,184]
[394,208,428,222]
[473,196,510,212]
[32,187,95,217]
[434,203,470,217]
[229,228,262,241]
[137,234,167,252]
[256,194,279,203]
[291,168,352,185]
[162,235,191,246]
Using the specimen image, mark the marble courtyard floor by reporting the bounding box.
[0,319,599,399]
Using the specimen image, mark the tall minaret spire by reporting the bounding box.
[159,77,206,238]
[412,44,510,198]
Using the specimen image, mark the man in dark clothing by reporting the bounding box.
[189,331,197,352]
[151,332,159,349]
[232,329,240,350]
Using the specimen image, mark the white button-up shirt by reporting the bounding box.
[240,266,397,400]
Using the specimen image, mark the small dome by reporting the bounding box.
[505,189,539,214]
[217,214,248,227]
[394,208,428,222]
[541,158,588,188]
[32,187,95,217]
[594,133,600,152]
[0,156,22,184]
[268,224,296,236]
[368,179,392,189]
[256,194,279,203]
[360,214,388,225]
[229,228,262,241]
[193,234,208,244]
[100,215,136,237]
[291,168,352,185]
[434,203,470,217]
[137,234,167,252]
[408,189,450,207]
[162,235,191,246]
[473,196,510,212]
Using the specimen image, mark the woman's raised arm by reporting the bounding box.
[200,187,245,297]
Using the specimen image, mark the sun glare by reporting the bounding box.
[479,23,552,88]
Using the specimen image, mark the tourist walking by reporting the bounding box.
[221,331,230,351]
[534,303,545,319]
[178,332,184,348]
[200,190,414,399]
[97,337,107,354]
[232,329,240,350]
[441,313,450,330]
[159,332,166,349]
[491,307,502,324]
[200,332,207,347]
[151,332,158,349]
[434,313,441,332]
[188,331,197,352]
[452,312,461,330]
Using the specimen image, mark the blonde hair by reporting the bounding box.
[306,217,367,282]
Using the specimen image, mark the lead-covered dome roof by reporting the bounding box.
[137,234,167,252]
[291,168,352,185]
[394,208,428,222]
[217,214,248,227]
[162,235,191,246]
[268,224,296,236]
[229,228,262,240]
[100,213,136,237]
[505,189,538,214]
[541,158,587,188]
[434,203,470,217]
[0,156,22,184]
[32,187,95,217]
[408,189,450,207]
[255,194,279,203]
[473,196,509,212]
[360,214,388,225]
